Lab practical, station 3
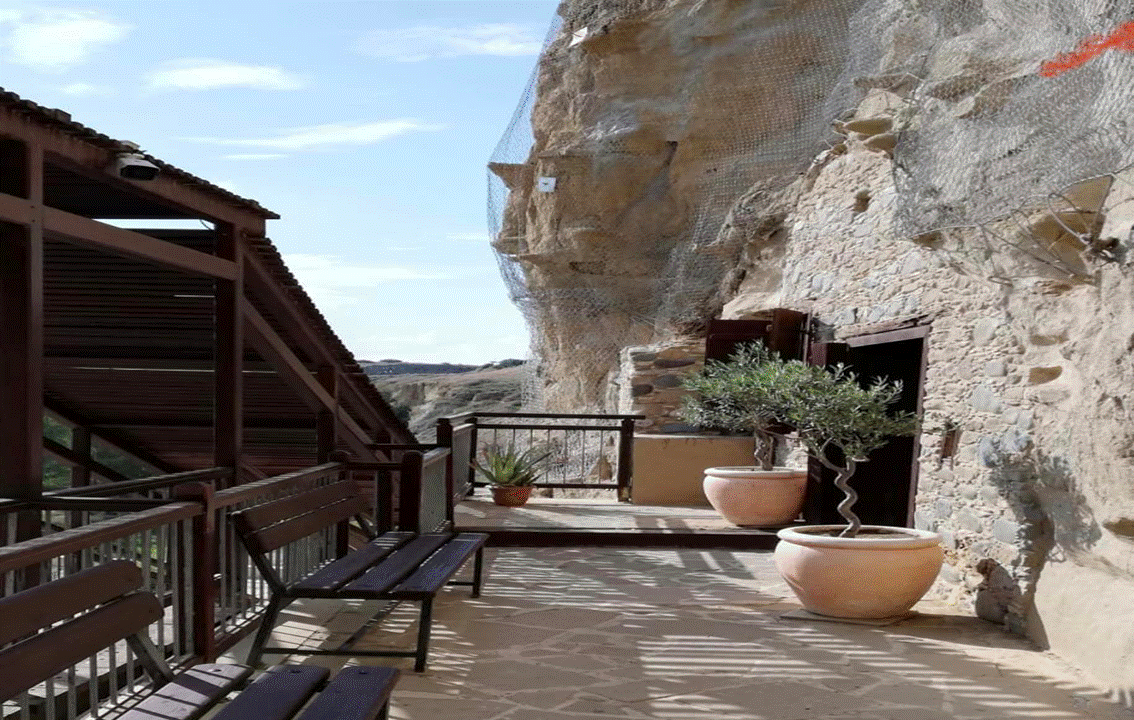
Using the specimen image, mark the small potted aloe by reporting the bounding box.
[680,342,809,526]
[472,444,549,507]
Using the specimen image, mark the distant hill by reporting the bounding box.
[360,358,524,377]
[366,360,526,441]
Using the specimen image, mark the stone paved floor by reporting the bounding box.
[224,548,1134,720]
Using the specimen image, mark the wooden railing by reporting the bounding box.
[437,412,643,502]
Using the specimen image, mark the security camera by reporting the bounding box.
[114,152,160,181]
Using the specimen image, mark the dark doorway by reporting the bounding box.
[804,327,928,527]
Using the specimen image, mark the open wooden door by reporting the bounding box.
[804,326,928,527]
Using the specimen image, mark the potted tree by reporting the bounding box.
[472,444,549,507]
[680,342,810,526]
[771,360,942,619]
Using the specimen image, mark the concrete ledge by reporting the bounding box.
[632,434,754,506]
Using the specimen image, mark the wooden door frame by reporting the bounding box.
[844,323,931,527]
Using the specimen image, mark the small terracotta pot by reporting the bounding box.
[774,525,943,619]
[702,467,807,526]
[491,486,533,507]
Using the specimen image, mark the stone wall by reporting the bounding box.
[722,92,1134,689]
[509,0,1134,692]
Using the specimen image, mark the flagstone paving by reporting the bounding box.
[225,547,1134,719]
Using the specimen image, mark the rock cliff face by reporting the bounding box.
[500,0,1134,694]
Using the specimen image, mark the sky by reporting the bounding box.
[0,0,559,364]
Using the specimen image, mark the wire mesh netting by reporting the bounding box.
[489,0,1134,407]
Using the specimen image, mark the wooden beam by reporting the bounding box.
[43,206,237,280]
[1,104,275,228]
[317,365,336,463]
[214,225,242,481]
[70,427,91,489]
[0,190,35,225]
[242,300,374,459]
[0,141,44,503]
[43,438,129,484]
[243,250,390,436]
[44,399,177,474]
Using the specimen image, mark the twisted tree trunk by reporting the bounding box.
[816,453,861,538]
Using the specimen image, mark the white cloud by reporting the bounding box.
[222,153,287,160]
[148,59,304,91]
[356,23,542,62]
[182,120,444,150]
[2,9,129,72]
[61,81,112,96]
[283,253,450,309]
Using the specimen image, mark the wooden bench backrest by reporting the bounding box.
[232,480,367,556]
[0,561,166,702]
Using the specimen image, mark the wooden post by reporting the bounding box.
[435,419,456,525]
[317,365,337,464]
[214,225,242,489]
[173,482,217,662]
[0,140,44,566]
[616,418,635,503]
[397,451,423,533]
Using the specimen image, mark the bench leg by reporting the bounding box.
[471,547,484,599]
[248,595,284,667]
[414,597,433,672]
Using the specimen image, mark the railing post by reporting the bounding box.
[174,482,217,662]
[617,418,635,503]
[398,451,423,533]
[334,465,350,558]
[435,419,456,526]
[466,416,479,495]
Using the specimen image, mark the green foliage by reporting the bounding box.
[471,444,550,487]
[680,340,920,534]
[780,363,919,464]
[680,342,809,470]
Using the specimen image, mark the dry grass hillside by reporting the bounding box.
[363,360,525,441]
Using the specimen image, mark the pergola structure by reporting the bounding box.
[0,88,414,524]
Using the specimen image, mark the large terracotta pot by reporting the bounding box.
[491,486,533,507]
[774,525,943,619]
[702,467,807,526]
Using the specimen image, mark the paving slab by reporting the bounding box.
[223,547,1134,719]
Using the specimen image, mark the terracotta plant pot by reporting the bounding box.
[491,485,533,507]
[774,525,943,619]
[702,467,807,526]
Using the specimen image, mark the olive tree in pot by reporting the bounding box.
[771,361,942,619]
[680,342,809,527]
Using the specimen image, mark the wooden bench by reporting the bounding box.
[0,561,399,720]
[232,479,487,672]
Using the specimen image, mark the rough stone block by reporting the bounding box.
[972,318,1000,345]
[993,518,1021,544]
[653,374,683,388]
[631,384,654,397]
[971,384,1002,413]
[935,499,954,519]
[958,512,982,532]
[985,360,1007,377]
[631,352,658,362]
[654,358,696,369]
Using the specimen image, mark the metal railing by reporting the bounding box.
[439,412,642,501]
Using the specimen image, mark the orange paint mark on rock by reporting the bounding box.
[1041,21,1134,77]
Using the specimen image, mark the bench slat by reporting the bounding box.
[244,496,368,554]
[236,482,359,532]
[291,532,415,595]
[294,667,399,720]
[0,561,141,647]
[342,534,452,597]
[209,665,329,720]
[118,663,252,720]
[389,533,488,600]
[0,592,162,702]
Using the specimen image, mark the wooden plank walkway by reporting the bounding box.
[454,495,782,549]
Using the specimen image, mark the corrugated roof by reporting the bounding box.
[0,86,279,219]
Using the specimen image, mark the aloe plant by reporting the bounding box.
[471,444,550,487]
